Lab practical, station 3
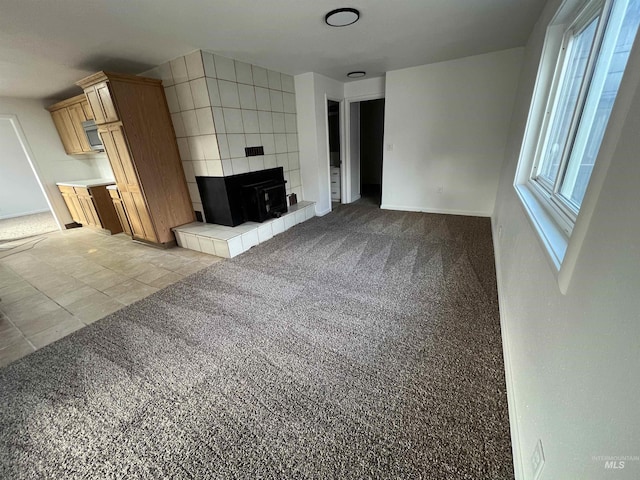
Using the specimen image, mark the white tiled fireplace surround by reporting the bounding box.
[173,201,316,258]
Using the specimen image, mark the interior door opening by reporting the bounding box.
[327,100,341,207]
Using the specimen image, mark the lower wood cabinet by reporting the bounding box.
[58,184,122,234]
[107,185,133,237]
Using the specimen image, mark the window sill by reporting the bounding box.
[514,183,570,285]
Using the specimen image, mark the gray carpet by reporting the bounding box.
[0,212,58,243]
[0,204,513,479]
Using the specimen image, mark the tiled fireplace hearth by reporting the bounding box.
[173,201,315,258]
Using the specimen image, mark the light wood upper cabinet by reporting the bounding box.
[77,71,194,246]
[47,94,95,155]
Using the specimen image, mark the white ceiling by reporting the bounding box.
[0,0,547,101]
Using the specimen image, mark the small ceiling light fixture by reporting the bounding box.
[325,8,360,27]
[347,71,366,78]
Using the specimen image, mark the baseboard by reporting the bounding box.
[491,217,524,480]
[380,204,491,217]
[0,208,50,220]
[316,207,332,217]
[350,194,361,202]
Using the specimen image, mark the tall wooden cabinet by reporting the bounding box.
[47,94,95,155]
[76,72,194,246]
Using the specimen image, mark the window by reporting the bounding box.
[516,0,640,275]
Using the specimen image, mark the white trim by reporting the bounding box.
[0,208,50,220]
[0,115,61,231]
[491,217,525,480]
[351,194,361,202]
[380,204,491,217]
[315,207,332,217]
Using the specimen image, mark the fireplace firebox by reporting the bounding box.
[196,168,288,227]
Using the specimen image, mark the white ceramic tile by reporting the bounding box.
[217,134,230,159]
[170,57,189,84]
[227,236,244,257]
[222,159,233,176]
[276,153,289,171]
[290,169,301,188]
[258,111,273,134]
[241,230,259,251]
[227,134,246,158]
[232,157,249,174]
[193,202,204,218]
[245,133,261,147]
[248,156,264,172]
[187,183,202,203]
[283,171,290,187]
[202,51,216,77]
[182,110,199,136]
[264,154,277,169]
[261,134,275,154]
[184,233,201,251]
[207,159,223,176]
[305,205,316,220]
[212,107,226,133]
[213,239,231,258]
[288,152,300,170]
[171,113,186,138]
[177,138,191,161]
[206,78,221,107]
[218,80,240,108]
[158,62,174,87]
[267,70,282,90]
[295,209,306,224]
[188,136,205,160]
[198,236,216,255]
[270,218,284,236]
[274,134,287,154]
[285,113,297,133]
[283,93,296,114]
[175,231,185,247]
[242,110,260,134]
[195,107,215,135]
[272,112,285,133]
[252,65,269,88]
[281,74,295,93]
[270,90,284,112]
[284,213,296,230]
[223,108,244,134]
[257,223,273,243]
[190,78,210,108]
[175,82,195,110]
[286,133,298,152]
[165,86,180,113]
[214,55,236,81]
[181,161,195,183]
[185,51,205,80]
[200,134,219,160]
[255,87,271,111]
[192,160,208,176]
[238,84,257,110]
[235,61,253,85]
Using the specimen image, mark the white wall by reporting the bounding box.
[295,72,344,215]
[0,119,49,219]
[494,1,640,478]
[344,76,385,99]
[0,98,105,225]
[381,48,523,216]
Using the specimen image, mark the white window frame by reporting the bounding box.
[514,0,640,293]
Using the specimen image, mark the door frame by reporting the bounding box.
[324,96,346,212]
[0,114,61,229]
[343,93,385,204]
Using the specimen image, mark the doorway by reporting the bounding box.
[327,99,341,207]
[348,98,385,206]
[0,117,58,243]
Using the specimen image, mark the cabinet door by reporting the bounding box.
[51,109,82,154]
[85,88,106,124]
[81,100,94,120]
[96,82,119,123]
[67,103,92,153]
[59,188,82,224]
[75,188,100,228]
[98,125,157,242]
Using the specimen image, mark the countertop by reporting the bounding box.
[56,178,116,188]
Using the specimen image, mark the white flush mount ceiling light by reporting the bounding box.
[325,8,360,27]
[347,71,366,78]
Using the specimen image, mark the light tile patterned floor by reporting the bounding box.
[0,228,222,367]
